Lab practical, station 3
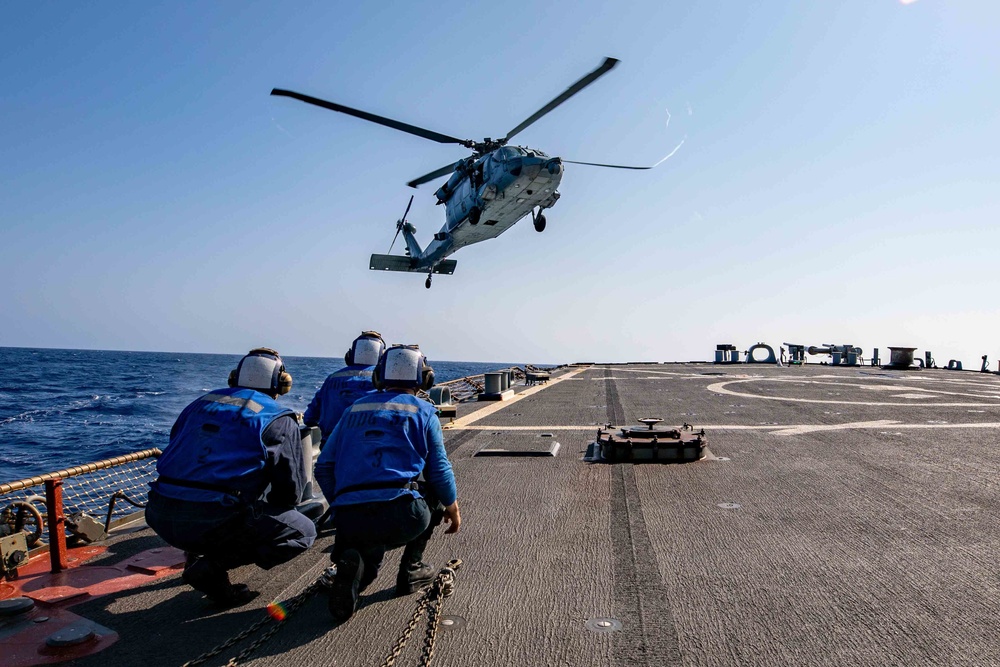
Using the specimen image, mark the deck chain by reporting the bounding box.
[380,559,462,667]
[179,560,460,667]
[179,568,334,667]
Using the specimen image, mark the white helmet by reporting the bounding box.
[373,345,434,391]
[345,331,386,367]
[228,348,292,395]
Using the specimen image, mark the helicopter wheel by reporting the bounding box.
[425,275,432,289]
[533,213,546,233]
[469,207,481,225]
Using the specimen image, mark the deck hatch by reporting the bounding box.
[474,441,560,457]
[473,433,561,457]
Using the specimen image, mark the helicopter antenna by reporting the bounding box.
[387,195,414,254]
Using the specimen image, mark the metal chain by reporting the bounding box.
[180,616,273,667]
[380,559,462,667]
[380,590,432,667]
[418,585,445,667]
[180,559,461,667]
[222,580,325,667]
[180,569,335,667]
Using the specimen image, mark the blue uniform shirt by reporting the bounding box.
[314,390,457,508]
[152,387,306,508]
[303,365,376,444]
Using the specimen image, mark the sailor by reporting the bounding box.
[303,331,385,446]
[314,344,461,621]
[146,348,317,606]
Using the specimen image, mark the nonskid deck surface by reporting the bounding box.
[63,363,1000,667]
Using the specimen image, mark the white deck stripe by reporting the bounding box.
[448,421,1000,435]
[444,366,591,429]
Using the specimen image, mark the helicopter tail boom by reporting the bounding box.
[369,255,457,275]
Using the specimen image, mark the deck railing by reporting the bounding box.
[0,448,161,573]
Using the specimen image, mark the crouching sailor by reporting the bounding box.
[146,348,317,606]
[303,331,385,446]
[315,344,461,621]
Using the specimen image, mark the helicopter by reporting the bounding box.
[272,57,659,288]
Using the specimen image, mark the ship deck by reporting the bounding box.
[20,363,1000,666]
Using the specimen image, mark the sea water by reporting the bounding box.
[0,347,532,481]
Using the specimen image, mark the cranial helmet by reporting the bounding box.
[345,331,386,367]
[228,348,293,395]
[372,345,435,391]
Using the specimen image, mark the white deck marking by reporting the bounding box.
[706,377,1000,407]
[601,367,688,376]
[444,366,591,429]
[450,421,1000,436]
[456,425,599,431]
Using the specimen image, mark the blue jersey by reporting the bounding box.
[314,391,456,508]
[303,365,376,444]
[153,387,294,504]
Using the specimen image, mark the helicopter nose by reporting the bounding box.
[545,158,562,175]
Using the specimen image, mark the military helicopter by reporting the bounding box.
[272,57,659,288]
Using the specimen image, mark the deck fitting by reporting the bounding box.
[438,615,466,629]
[0,597,35,616]
[46,623,96,647]
[591,420,707,463]
[585,617,623,632]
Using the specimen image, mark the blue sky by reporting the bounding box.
[3,1,997,366]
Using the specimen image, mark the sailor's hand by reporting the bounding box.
[443,501,461,534]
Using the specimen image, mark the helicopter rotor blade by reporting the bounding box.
[503,57,619,144]
[388,195,415,254]
[407,160,463,189]
[271,89,470,146]
[562,159,655,170]
[388,227,401,255]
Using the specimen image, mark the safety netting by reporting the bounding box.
[0,449,159,545]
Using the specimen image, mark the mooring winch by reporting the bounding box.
[587,418,707,463]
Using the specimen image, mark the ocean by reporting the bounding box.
[0,347,530,482]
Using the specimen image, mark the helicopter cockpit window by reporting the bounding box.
[496,146,527,162]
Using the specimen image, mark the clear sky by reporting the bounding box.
[3,1,997,366]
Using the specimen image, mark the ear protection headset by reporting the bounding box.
[372,345,435,391]
[228,347,293,395]
[344,331,386,366]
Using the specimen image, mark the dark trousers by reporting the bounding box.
[146,489,316,571]
[332,495,443,587]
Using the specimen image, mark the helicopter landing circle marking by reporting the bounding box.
[705,377,1000,408]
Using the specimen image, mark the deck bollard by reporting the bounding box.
[887,347,917,368]
[484,373,503,395]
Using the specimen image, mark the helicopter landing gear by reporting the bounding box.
[425,274,433,289]
[469,206,481,225]
[533,209,547,232]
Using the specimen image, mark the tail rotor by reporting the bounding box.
[387,195,414,254]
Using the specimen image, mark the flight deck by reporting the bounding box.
[4,362,999,667]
